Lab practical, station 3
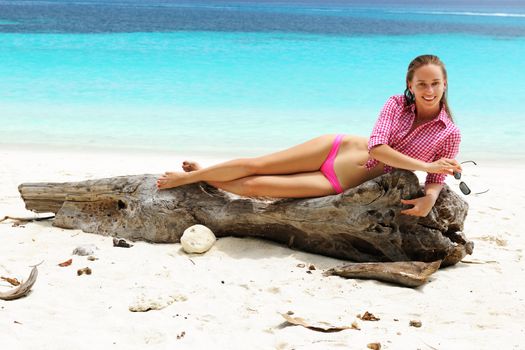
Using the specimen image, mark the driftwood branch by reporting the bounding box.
[17,170,473,287]
[324,260,442,287]
[0,266,38,301]
[0,215,55,224]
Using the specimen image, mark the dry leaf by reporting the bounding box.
[358,311,380,321]
[367,343,381,350]
[281,313,356,332]
[58,258,73,267]
[1,276,21,286]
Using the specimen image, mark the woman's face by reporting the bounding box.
[408,64,447,111]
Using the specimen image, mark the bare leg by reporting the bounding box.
[207,172,336,198]
[157,134,337,189]
[180,160,334,197]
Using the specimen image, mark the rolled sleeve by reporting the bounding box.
[368,96,400,152]
[425,130,462,185]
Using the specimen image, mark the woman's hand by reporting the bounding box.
[400,196,435,217]
[425,158,462,176]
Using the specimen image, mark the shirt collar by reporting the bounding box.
[409,102,450,126]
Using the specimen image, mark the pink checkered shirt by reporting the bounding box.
[366,95,461,185]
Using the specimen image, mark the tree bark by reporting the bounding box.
[18,170,472,268]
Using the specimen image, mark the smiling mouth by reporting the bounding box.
[422,96,436,101]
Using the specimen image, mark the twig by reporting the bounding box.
[30,260,45,268]
[461,259,498,264]
[0,215,55,223]
[420,339,439,350]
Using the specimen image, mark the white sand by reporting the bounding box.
[1,146,524,349]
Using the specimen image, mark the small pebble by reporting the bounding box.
[113,238,133,248]
[409,320,422,328]
[77,267,92,276]
[73,244,98,256]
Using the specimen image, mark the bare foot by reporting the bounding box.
[156,171,189,190]
[182,160,201,172]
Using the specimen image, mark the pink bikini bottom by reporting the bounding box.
[320,134,345,194]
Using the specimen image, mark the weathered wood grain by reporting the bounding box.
[18,170,472,268]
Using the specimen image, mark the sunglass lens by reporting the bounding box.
[459,182,471,195]
[453,171,461,180]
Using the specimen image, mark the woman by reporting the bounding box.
[157,54,462,217]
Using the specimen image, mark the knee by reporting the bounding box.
[237,177,263,197]
[243,158,265,175]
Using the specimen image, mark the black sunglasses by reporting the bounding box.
[453,160,489,195]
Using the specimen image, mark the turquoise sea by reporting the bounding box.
[1,0,524,160]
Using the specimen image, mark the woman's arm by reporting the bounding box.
[371,144,460,217]
[400,183,443,217]
[369,144,461,175]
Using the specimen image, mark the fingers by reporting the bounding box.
[401,199,425,217]
[400,208,417,216]
[429,163,452,175]
[401,208,425,217]
[401,203,425,216]
[400,199,417,216]
[440,158,462,173]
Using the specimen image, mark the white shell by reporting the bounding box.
[180,224,216,254]
[72,244,98,256]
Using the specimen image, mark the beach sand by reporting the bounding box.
[1,146,524,349]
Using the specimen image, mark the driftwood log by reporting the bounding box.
[18,170,473,287]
